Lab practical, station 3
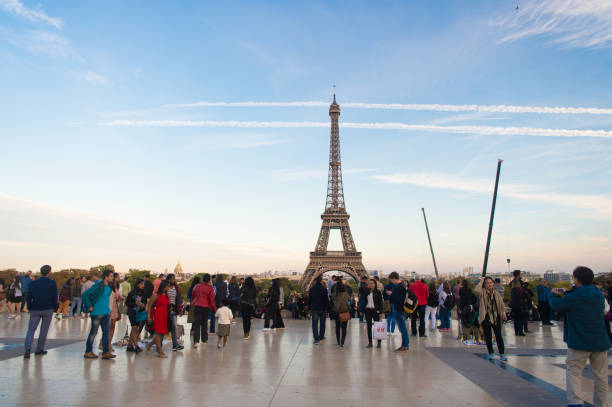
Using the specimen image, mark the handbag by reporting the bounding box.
[136,310,148,323]
[373,321,387,340]
[339,312,351,322]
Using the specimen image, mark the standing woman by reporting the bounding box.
[510,280,527,337]
[187,276,200,339]
[70,277,82,318]
[55,278,73,320]
[438,282,452,331]
[240,277,257,339]
[332,280,351,347]
[425,282,439,332]
[125,279,146,353]
[106,278,122,353]
[228,276,241,318]
[263,279,280,331]
[7,277,23,319]
[146,280,170,358]
[474,276,507,361]
[364,278,383,348]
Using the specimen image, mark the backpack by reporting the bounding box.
[427,291,439,307]
[443,293,456,310]
[81,281,104,312]
[403,289,418,314]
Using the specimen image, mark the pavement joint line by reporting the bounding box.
[267,331,306,407]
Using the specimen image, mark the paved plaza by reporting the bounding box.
[0,316,610,406]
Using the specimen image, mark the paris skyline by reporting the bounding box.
[1,1,611,275]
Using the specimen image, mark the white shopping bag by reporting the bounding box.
[373,321,387,340]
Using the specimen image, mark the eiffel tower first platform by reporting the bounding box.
[299,94,368,293]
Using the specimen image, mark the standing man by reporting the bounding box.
[409,279,429,337]
[120,276,131,314]
[389,272,409,353]
[192,274,216,348]
[165,274,184,351]
[80,276,94,319]
[494,278,505,298]
[550,266,611,407]
[24,265,57,359]
[358,276,369,324]
[308,275,329,344]
[83,270,115,359]
[536,278,553,326]
[20,270,33,312]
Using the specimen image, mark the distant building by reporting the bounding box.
[544,270,559,284]
[174,261,186,281]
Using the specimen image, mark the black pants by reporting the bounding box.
[274,307,285,328]
[241,303,254,335]
[264,304,277,328]
[335,317,348,345]
[192,306,209,344]
[411,305,426,336]
[538,301,550,324]
[482,318,504,355]
[512,309,526,335]
[365,309,381,345]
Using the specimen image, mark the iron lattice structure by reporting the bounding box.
[299,95,368,293]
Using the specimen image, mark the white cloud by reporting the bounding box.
[82,71,109,85]
[495,0,612,50]
[98,119,612,139]
[0,0,63,29]
[1,28,80,59]
[372,172,612,222]
[163,100,612,115]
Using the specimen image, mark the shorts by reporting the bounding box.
[127,309,141,327]
[9,295,22,304]
[217,324,230,337]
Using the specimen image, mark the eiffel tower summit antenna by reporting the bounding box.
[299,92,368,293]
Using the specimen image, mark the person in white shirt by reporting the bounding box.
[215,298,234,348]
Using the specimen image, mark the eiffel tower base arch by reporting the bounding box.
[299,254,368,294]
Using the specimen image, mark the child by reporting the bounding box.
[215,298,233,348]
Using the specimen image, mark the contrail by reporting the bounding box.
[162,100,612,115]
[99,120,612,139]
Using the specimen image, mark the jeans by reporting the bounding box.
[24,309,53,352]
[85,314,110,354]
[566,348,608,407]
[365,309,381,344]
[209,309,216,333]
[70,297,81,316]
[387,304,396,333]
[482,318,504,355]
[394,311,409,348]
[335,317,347,345]
[311,310,326,341]
[241,303,254,335]
[193,306,210,344]
[21,292,29,312]
[439,307,451,329]
[425,305,437,330]
[411,305,426,336]
[168,311,179,348]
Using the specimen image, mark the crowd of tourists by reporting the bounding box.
[7,264,611,407]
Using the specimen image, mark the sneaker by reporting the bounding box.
[499,355,508,362]
[486,353,495,360]
[366,343,373,348]
[387,332,391,337]
[314,341,320,345]
[101,353,116,359]
[193,343,199,349]
[84,352,98,359]
[262,328,271,332]
[126,346,134,353]
[172,345,184,351]
[394,347,409,353]
[24,351,30,359]
[243,335,250,340]
[320,336,326,341]
[34,350,47,355]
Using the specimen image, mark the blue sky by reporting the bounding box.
[1,0,611,275]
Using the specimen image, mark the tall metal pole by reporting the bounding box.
[421,208,439,279]
[482,159,503,277]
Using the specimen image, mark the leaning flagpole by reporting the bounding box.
[481,159,503,277]
[421,208,439,279]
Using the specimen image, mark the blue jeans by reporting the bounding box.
[387,304,396,333]
[394,311,409,348]
[209,309,216,333]
[168,312,178,347]
[24,309,53,352]
[21,292,29,312]
[70,297,82,316]
[311,310,326,341]
[440,307,451,329]
[86,314,110,354]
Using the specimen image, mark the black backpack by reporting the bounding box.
[443,293,456,310]
[427,291,439,307]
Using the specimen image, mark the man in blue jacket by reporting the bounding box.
[308,275,329,344]
[20,270,33,312]
[24,265,57,359]
[550,266,611,407]
[388,272,409,352]
[536,278,553,326]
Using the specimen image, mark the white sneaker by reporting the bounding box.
[387,332,391,336]
[262,328,271,332]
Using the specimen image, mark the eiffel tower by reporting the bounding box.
[299,93,368,293]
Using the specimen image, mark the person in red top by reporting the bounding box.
[191,273,217,348]
[146,280,170,358]
[409,279,429,337]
